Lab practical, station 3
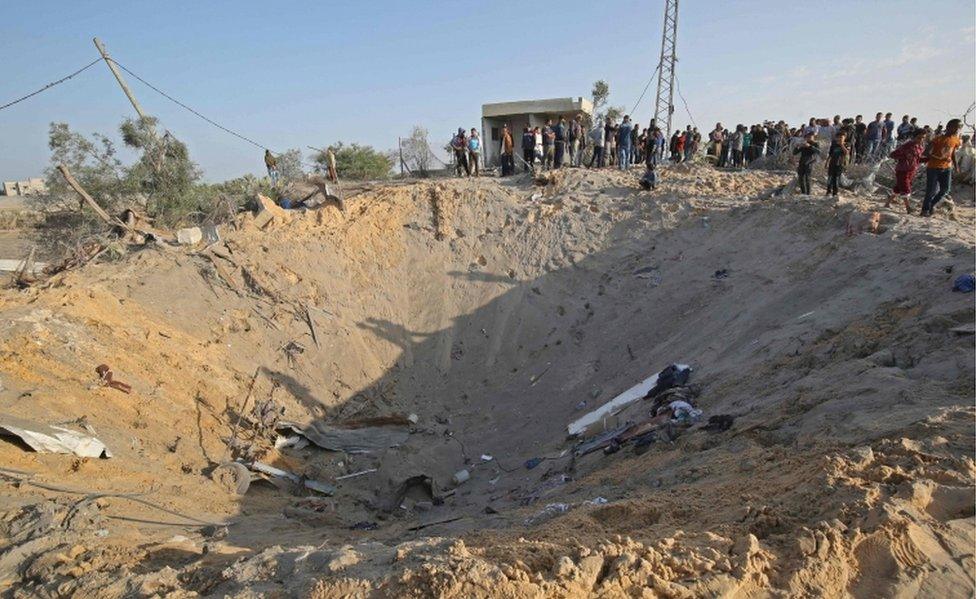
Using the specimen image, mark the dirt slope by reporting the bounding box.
[0,165,972,597]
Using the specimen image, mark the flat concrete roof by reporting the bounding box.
[482,97,593,118]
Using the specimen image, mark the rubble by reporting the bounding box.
[0,416,112,458]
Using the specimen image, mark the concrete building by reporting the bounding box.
[2,178,47,196]
[481,97,593,167]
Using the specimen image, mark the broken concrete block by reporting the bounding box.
[253,194,292,230]
[176,227,203,245]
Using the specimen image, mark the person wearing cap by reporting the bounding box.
[451,128,470,177]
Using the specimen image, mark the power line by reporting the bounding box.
[0,58,101,112]
[107,57,272,152]
[110,57,324,169]
[675,77,697,129]
[630,63,662,116]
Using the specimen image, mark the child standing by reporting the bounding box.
[825,131,849,197]
[886,129,927,213]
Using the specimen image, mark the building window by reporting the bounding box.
[491,127,499,141]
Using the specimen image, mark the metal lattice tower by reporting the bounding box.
[652,0,679,136]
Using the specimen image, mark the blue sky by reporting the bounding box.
[2,0,974,181]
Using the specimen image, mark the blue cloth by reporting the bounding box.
[468,137,480,152]
[952,274,975,293]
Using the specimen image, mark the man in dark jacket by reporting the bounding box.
[825,131,849,197]
[793,132,820,194]
[553,117,568,168]
[521,127,536,172]
[569,115,583,167]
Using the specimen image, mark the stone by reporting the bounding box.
[176,227,203,245]
[552,556,576,578]
[254,194,292,229]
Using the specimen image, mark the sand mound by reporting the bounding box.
[0,165,972,597]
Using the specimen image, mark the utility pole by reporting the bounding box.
[92,37,150,120]
[652,0,679,138]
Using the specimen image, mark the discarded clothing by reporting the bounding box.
[952,274,975,293]
[643,364,692,400]
[667,400,703,425]
[702,414,735,433]
[567,363,691,436]
[0,415,112,458]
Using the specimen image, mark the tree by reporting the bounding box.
[44,123,133,212]
[119,117,202,225]
[274,148,305,185]
[314,142,391,180]
[591,80,610,117]
[605,105,625,123]
[400,126,435,177]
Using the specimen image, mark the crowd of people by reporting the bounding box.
[448,109,973,217]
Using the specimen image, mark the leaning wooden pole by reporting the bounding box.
[56,165,136,235]
[93,37,149,121]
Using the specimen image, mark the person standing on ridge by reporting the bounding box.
[886,128,927,213]
[866,113,884,160]
[500,124,515,176]
[468,128,481,177]
[896,115,914,143]
[521,127,536,172]
[326,147,338,183]
[569,115,583,167]
[264,149,279,186]
[553,116,568,169]
[825,131,849,197]
[588,119,605,168]
[882,112,896,154]
[542,119,555,170]
[617,115,633,170]
[853,115,867,163]
[794,131,820,194]
[451,128,470,177]
[920,118,962,217]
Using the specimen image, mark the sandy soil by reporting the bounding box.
[0,164,972,597]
